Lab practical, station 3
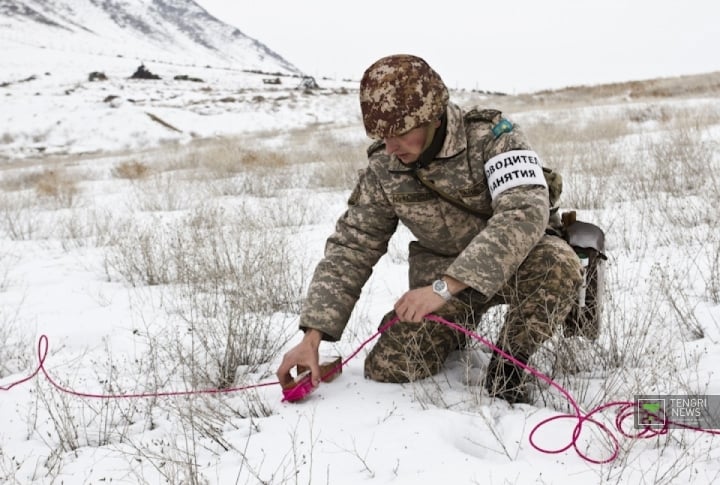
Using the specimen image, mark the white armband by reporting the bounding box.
[484,150,547,200]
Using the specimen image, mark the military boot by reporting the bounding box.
[484,351,531,404]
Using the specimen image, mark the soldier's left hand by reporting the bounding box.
[394,286,446,323]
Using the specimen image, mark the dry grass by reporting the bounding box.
[33,169,79,208]
[111,160,151,179]
[463,71,720,117]
[308,136,367,190]
[525,70,720,103]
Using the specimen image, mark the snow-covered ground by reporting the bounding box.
[0,35,359,161]
[2,39,720,485]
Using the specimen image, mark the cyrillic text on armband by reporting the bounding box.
[484,150,547,200]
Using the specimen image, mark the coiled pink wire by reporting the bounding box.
[2,314,718,464]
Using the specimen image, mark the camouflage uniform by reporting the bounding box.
[299,55,582,402]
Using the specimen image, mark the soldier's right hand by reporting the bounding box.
[276,329,322,387]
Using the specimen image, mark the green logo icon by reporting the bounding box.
[642,402,661,414]
[641,401,663,424]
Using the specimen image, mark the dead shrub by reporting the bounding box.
[237,149,289,168]
[627,104,672,123]
[649,126,715,195]
[0,169,49,192]
[111,160,150,179]
[34,169,78,207]
[308,138,367,190]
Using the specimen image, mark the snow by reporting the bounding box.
[0,35,357,160]
[2,11,720,485]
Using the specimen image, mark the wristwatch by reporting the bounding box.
[432,279,453,301]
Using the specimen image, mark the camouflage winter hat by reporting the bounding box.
[360,54,449,139]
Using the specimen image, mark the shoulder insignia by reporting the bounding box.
[464,108,502,124]
[367,139,385,157]
[491,118,514,138]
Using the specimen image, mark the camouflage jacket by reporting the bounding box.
[300,102,550,341]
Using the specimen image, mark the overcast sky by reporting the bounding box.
[195,0,719,94]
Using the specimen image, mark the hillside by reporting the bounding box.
[0,0,352,161]
[0,0,301,77]
[2,1,719,163]
[466,70,720,112]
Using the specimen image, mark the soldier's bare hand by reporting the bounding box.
[276,329,322,387]
[394,286,446,323]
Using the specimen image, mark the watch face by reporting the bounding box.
[433,280,446,292]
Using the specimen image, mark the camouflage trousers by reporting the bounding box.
[364,234,583,383]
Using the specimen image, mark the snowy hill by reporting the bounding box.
[0,0,362,160]
[0,0,301,75]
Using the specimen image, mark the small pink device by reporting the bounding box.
[281,371,315,402]
[281,356,342,403]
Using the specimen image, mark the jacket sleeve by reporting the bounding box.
[299,166,398,341]
[444,121,550,299]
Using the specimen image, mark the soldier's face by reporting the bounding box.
[384,125,430,164]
